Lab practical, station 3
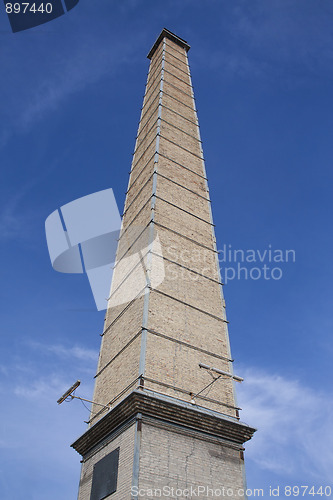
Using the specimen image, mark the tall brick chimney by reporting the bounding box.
[72,29,255,500]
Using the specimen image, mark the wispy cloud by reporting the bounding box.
[0,196,33,240]
[28,340,98,362]
[14,374,67,399]
[0,181,39,240]
[0,339,97,499]
[0,340,98,399]
[42,343,98,362]
[238,367,333,483]
[19,38,124,129]
[0,29,136,147]
[200,1,333,85]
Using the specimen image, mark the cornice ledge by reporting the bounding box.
[71,390,256,457]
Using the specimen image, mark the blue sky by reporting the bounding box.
[0,1,332,498]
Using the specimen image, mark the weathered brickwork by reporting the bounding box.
[156,159,207,198]
[156,225,219,279]
[91,31,237,421]
[78,423,135,500]
[138,421,246,499]
[165,40,188,62]
[147,290,228,353]
[154,200,213,246]
[74,30,253,500]
[90,335,142,422]
[144,334,236,415]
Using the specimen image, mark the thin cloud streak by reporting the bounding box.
[238,367,333,483]
[20,40,120,128]
[0,32,136,147]
[0,179,40,240]
[198,1,333,85]
[29,340,99,362]
[0,371,89,500]
[46,343,99,362]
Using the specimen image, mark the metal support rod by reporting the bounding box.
[69,395,111,410]
[192,375,222,399]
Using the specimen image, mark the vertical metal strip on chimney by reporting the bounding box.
[131,413,142,499]
[133,39,166,497]
[138,39,165,378]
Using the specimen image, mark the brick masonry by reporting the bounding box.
[77,414,248,500]
[138,419,247,500]
[90,31,237,425]
[74,29,254,500]
[78,422,135,500]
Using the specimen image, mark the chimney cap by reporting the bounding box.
[147,28,190,59]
